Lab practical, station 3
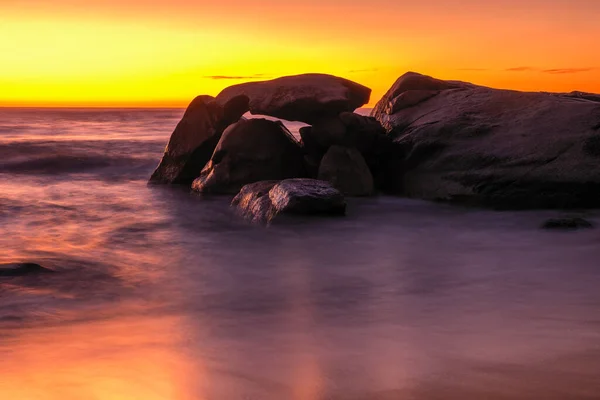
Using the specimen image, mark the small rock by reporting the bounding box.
[318,145,374,196]
[269,179,346,216]
[541,217,594,230]
[0,263,54,277]
[231,181,279,223]
[232,179,346,223]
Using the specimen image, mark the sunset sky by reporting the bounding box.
[1,0,599,107]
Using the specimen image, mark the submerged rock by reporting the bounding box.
[0,263,54,277]
[371,71,600,209]
[216,74,371,124]
[232,179,346,223]
[541,217,594,230]
[318,146,374,196]
[192,119,306,194]
[150,94,248,184]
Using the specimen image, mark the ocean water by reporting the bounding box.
[1,108,600,400]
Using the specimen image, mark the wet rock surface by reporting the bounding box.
[232,179,346,223]
[371,72,600,209]
[192,119,306,194]
[216,74,371,124]
[150,95,249,184]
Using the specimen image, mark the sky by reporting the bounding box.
[1,0,599,107]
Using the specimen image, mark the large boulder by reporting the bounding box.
[150,95,249,184]
[232,179,346,223]
[192,119,306,194]
[371,72,600,209]
[318,145,374,196]
[216,74,371,124]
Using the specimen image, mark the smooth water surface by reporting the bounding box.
[1,108,600,400]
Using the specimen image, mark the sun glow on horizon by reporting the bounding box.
[1,0,600,108]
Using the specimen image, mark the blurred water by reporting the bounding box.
[1,108,600,400]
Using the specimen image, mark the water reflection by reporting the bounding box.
[1,109,600,399]
[0,316,194,400]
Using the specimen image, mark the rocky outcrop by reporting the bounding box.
[192,119,306,194]
[216,74,371,124]
[371,72,600,209]
[318,146,374,196]
[0,263,54,277]
[150,95,249,184]
[542,217,594,230]
[232,179,346,223]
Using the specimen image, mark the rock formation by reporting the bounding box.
[150,94,249,184]
[216,74,371,124]
[371,72,600,209]
[192,118,306,194]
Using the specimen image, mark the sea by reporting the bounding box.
[1,108,600,400]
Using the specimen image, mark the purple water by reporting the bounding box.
[1,108,600,400]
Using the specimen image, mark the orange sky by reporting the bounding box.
[1,0,599,107]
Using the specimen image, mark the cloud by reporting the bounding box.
[542,68,595,74]
[204,74,270,80]
[456,68,488,71]
[506,66,537,72]
[506,66,596,74]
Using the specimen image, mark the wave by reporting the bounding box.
[0,140,163,176]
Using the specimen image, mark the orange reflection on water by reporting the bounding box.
[0,315,199,400]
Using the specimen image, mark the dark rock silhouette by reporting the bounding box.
[542,217,594,230]
[150,94,249,184]
[372,72,600,209]
[192,119,306,194]
[216,74,371,124]
[318,146,374,196]
[0,263,54,277]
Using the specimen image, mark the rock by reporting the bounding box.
[0,263,54,277]
[269,179,346,216]
[231,179,346,223]
[231,180,279,223]
[338,112,388,153]
[306,113,388,153]
[306,113,401,191]
[222,94,250,124]
[542,217,594,230]
[150,95,249,185]
[192,119,306,194]
[318,146,374,196]
[216,74,371,124]
[371,72,600,209]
